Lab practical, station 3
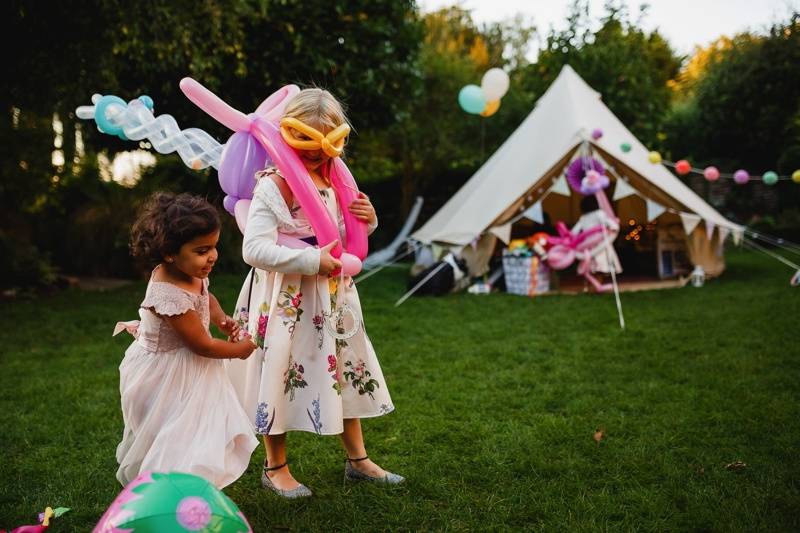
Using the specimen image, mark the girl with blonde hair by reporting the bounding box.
[227,88,403,498]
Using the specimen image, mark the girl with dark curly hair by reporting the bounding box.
[113,192,258,488]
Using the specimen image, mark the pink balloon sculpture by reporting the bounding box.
[180,78,367,275]
[545,191,619,293]
[546,223,605,267]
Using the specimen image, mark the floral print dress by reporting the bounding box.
[226,168,394,436]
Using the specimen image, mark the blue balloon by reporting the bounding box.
[458,85,486,114]
[138,95,154,110]
[94,95,128,137]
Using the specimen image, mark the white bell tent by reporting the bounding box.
[411,65,743,279]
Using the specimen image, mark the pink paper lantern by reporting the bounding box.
[675,160,691,175]
[733,169,750,185]
[703,166,720,181]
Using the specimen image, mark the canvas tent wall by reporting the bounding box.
[411,64,742,277]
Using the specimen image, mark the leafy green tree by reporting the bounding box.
[377,6,535,218]
[3,0,422,285]
[520,0,681,148]
[664,14,800,219]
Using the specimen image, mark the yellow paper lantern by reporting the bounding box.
[480,99,501,117]
[793,169,800,184]
[648,151,662,164]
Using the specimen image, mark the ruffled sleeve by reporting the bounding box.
[141,282,196,316]
[242,172,321,275]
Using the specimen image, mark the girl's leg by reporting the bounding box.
[263,434,302,490]
[340,418,387,477]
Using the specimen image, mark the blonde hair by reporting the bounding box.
[283,88,351,147]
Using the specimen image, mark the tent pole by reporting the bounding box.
[603,222,625,330]
[743,237,800,270]
[395,262,448,307]
[354,245,416,284]
[597,197,625,330]
[590,147,625,330]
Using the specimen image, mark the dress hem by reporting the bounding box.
[116,431,258,489]
[256,406,395,436]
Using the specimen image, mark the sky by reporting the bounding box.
[418,0,799,58]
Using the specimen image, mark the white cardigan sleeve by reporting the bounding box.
[242,180,321,275]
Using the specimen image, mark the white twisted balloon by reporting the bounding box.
[76,94,224,170]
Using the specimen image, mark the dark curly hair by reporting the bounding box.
[130,192,221,267]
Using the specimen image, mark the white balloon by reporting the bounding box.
[481,68,510,101]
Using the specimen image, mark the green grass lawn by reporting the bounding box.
[1,250,799,531]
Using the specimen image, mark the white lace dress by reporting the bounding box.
[226,168,394,436]
[115,277,258,488]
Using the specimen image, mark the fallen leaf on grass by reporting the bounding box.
[593,427,605,445]
[725,461,747,471]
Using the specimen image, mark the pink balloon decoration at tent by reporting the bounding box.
[544,191,619,293]
[546,223,605,269]
[566,156,609,195]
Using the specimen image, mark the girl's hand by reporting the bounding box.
[217,315,238,336]
[318,239,342,276]
[229,327,249,343]
[226,323,242,342]
[348,193,377,225]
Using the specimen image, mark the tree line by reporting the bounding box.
[2,0,798,288]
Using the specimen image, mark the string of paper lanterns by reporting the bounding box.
[643,149,800,185]
[458,68,510,117]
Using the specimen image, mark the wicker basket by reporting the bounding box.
[502,252,550,296]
